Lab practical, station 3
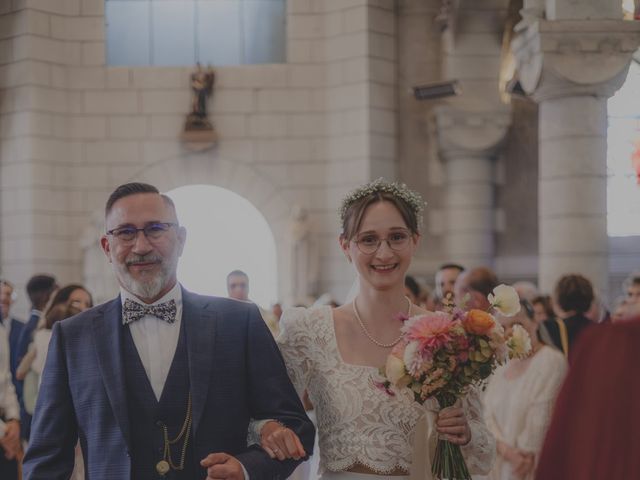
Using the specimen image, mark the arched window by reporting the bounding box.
[607,60,640,237]
[105,0,286,66]
[167,185,278,308]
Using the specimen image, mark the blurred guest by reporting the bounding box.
[484,301,567,480]
[226,270,279,336]
[544,274,594,360]
[404,275,421,304]
[530,295,554,325]
[585,295,609,324]
[610,272,640,324]
[531,294,557,350]
[0,318,21,479]
[453,266,498,310]
[434,263,464,307]
[512,281,539,303]
[14,274,57,440]
[611,296,640,323]
[226,270,250,301]
[535,319,640,480]
[0,280,24,396]
[18,284,93,392]
[418,284,437,312]
[622,271,640,304]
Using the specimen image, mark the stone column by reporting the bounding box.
[435,107,510,268]
[513,19,640,295]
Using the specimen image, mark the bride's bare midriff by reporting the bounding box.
[345,463,409,475]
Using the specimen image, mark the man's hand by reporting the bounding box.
[200,452,245,480]
[0,420,21,460]
[260,421,306,461]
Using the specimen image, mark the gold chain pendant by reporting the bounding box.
[156,460,170,476]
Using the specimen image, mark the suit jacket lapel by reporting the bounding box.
[182,288,217,436]
[92,297,131,450]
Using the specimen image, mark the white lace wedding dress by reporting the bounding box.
[276,306,495,478]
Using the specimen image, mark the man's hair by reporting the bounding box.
[554,274,594,314]
[464,267,499,298]
[0,279,14,290]
[105,182,176,217]
[438,263,465,273]
[26,274,57,309]
[405,275,421,298]
[227,270,248,281]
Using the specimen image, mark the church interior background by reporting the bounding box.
[1,0,639,316]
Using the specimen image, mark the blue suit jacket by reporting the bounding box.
[23,289,314,480]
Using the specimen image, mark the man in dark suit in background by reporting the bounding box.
[24,182,313,480]
[0,279,25,394]
[13,273,57,441]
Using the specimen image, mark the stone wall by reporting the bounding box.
[0,0,398,315]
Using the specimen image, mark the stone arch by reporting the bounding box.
[82,153,294,305]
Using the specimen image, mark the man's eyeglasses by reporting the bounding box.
[353,229,412,255]
[106,222,177,243]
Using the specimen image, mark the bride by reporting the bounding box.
[256,179,495,479]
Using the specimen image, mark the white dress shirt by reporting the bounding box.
[120,284,250,478]
[120,283,183,401]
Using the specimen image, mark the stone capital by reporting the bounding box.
[512,19,640,102]
[433,106,510,159]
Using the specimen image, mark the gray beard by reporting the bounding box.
[112,263,167,301]
[123,273,164,300]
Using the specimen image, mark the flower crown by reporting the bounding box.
[339,178,426,224]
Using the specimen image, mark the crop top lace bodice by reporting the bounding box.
[275,306,495,475]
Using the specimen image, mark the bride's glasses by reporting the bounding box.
[353,229,412,255]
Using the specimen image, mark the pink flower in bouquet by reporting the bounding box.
[402,312,456,353]
[402,340,429,377]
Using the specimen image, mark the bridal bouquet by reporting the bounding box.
[379,284,530,480]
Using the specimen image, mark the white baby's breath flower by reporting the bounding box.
[507,324,532,359]
[488,284,521,317]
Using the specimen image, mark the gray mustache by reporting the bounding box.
[125,254,162,266]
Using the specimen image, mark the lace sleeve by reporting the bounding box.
[276,307,314,397]
[460,386,496,475]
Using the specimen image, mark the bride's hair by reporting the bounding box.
[340,178,424,240]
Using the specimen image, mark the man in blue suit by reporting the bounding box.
[24,182,314,480]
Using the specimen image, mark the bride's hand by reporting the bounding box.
[435,406,471,445]
[260,421,306,461]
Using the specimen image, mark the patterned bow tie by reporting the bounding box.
[123,298,177,325]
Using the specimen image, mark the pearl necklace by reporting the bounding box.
[352,296,412,348]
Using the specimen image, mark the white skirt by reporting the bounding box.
[320,473,409,480]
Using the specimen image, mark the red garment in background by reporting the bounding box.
[536,319,640,480]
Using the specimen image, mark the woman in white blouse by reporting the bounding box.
[483,300,567,480]
[257,180,495,479]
